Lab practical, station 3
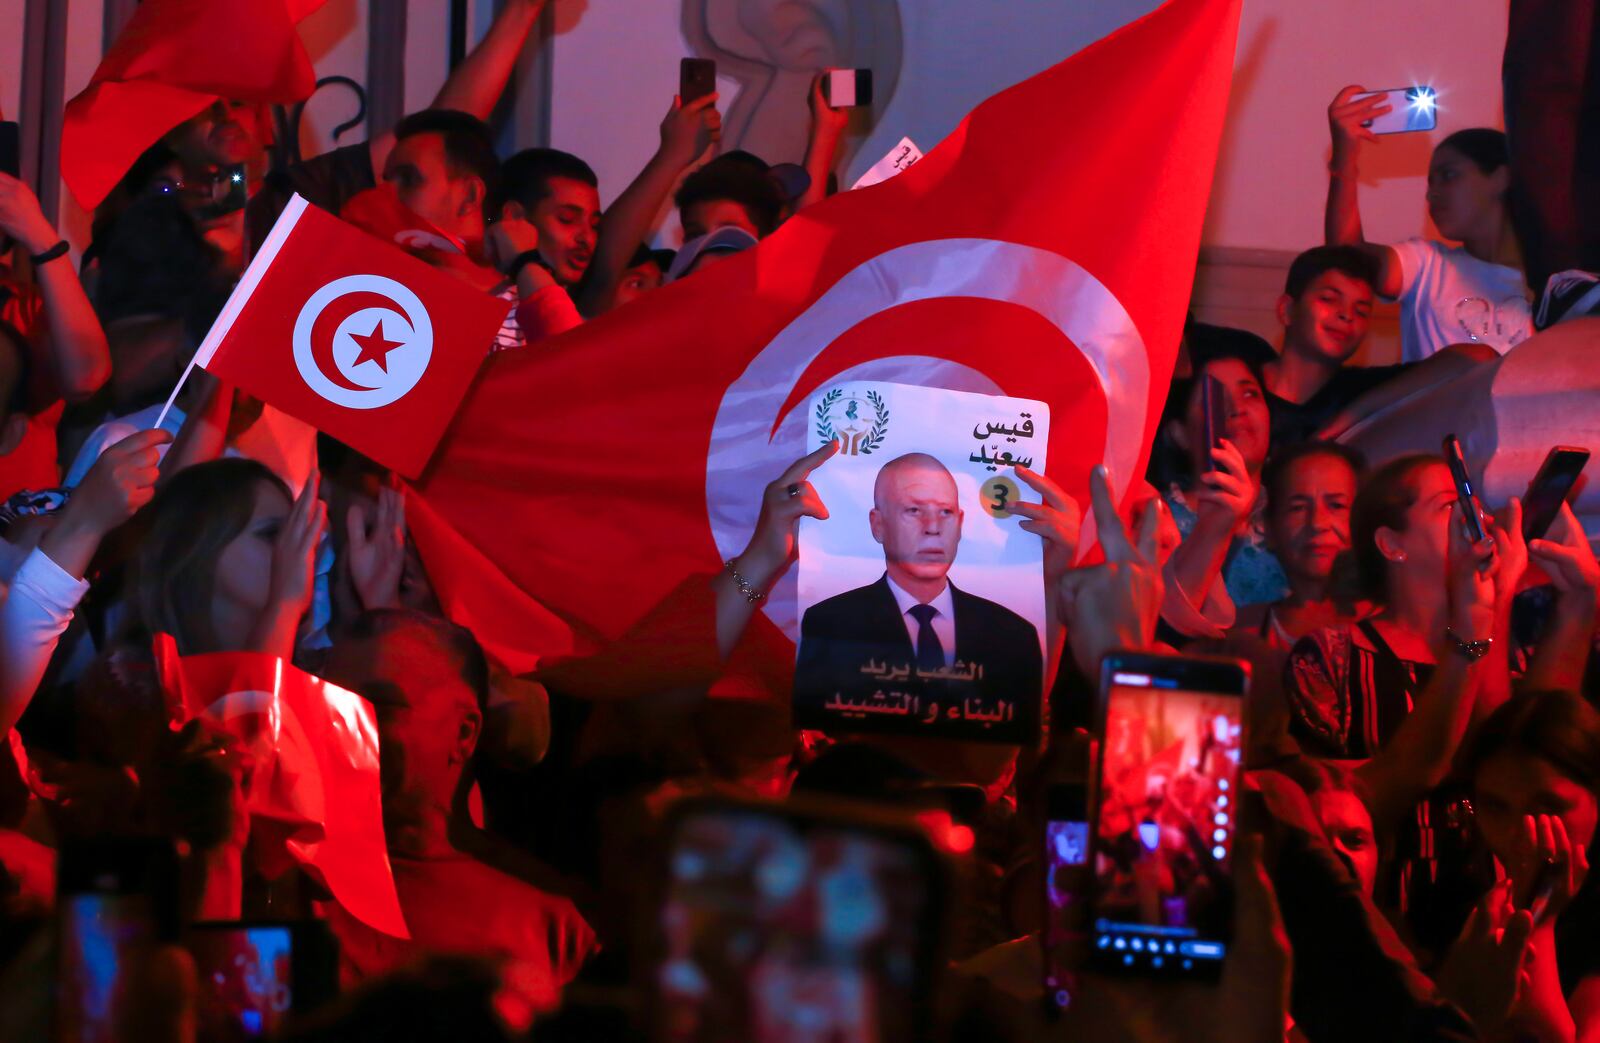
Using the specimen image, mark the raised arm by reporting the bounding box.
[713,440,837,660]
[368,0,550,178]
[1325,86,1403,298]
[0,173,112,401]
[798,75,849,211]
[1522,503,1599,695]
[575,94,720,317]
[1357,513,1499,828]
[1314,343,1499,441]
[1165,438,1253,625]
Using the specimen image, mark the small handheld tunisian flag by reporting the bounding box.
[408,0,1242,679]
[177,194,508,477]
[154,636,408,939]
[62,0,325,211]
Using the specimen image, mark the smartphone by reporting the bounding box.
[0,121,19,179]
[824,69,874,109]
[1353,86,1439,135]
[1090,652,1248,981]
[649,797,947,1043]
[680,58,717,105]
[185,921,338,1041]
[1200,374,1227,465]
[56,838,181,1043]
[1521,446,1590,543]
[1043,781,1092,1011]
[1443,434,1488,544]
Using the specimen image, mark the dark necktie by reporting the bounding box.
[907,603,944,673]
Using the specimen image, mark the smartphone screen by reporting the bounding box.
[187,925,295,1040]
[1353,86,1439,135]
[1090,654,1248,980]
[1043,782,1091,1009]
[0,122,19,179]
[1442,435,1487,544]
[680,58,717,105]
[56,839,179,1043]
[652,800,944,1043]
[1200,374,1227,464]
[1522,446,1589,542]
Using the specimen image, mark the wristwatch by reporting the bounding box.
[505,248,553,281]
[1444,627,1492,661]
[29,240,69,267]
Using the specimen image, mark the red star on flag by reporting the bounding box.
[348,319,404,372]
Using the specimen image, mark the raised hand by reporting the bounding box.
[42,429,172,579]
[1010,465,1082,584]
[1487,496,1529,611]
[738,440,839,585]
[1328,85,1389,167]
[660,92,722,167]
[346,485,406,611]
[1436,880,1535,1034]
[808,73,850,139]
[1529,502,1600,612]
[268,471,328,626]
[1195,438,1256,531]
[0,172,59,254]
[1059,465,1166,675]
[1446,498,1499,644]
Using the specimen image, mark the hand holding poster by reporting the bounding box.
[795,382,1049,743]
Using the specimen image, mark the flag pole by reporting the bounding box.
[154,194,312,431]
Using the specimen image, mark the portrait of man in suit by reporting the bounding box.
[794,452,1043,736]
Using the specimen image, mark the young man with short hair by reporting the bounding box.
[1262,245,1498,446]
[496,149,601,289]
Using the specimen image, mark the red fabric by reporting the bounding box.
[513,286,584,344]
[408,0,1242,679]
[0,402,64,502]
[61,0,326,211]
[199,197,508,477]
[152,635,409,939]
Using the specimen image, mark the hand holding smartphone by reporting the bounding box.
[680,58,717,105]
[1199,375,1227,471]
[1443,434,1488,545]
[1521,446,1589,542]
[1352,86,1438,135]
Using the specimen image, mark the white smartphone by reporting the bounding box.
[1353,86,1438,135]
[824,68,874,109]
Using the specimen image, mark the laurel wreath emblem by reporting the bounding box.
[814,387,890,454]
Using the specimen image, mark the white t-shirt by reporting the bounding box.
[1391,237,1533,363]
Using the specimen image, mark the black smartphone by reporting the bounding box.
[680,58,717,105]
[1442,434,1487,544]
[185,920,338,1041]
[1200,374,1227,467]
[0,121,19,179]
[648,796,947,1043]
[824,69,874,108]
[1043,780,1092,1011]
[56,838,181,1043]
[1090,652,1248,981]
[1521,446,1590,543]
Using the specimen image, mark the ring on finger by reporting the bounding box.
[786,483,801,498]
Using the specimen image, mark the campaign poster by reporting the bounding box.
[794,381,1049,743]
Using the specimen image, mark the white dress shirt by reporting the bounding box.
[885,575,956,669]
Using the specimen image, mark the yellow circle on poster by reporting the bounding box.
[981,475,1020,518]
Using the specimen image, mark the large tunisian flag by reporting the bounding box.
[409,0,1242,680]
[62,0,325,211]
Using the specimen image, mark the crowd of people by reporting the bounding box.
[0,0,1598,1039]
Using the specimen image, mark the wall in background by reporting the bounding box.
[1,0,1510,305]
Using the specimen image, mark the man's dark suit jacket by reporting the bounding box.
[793,574,1042,740]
